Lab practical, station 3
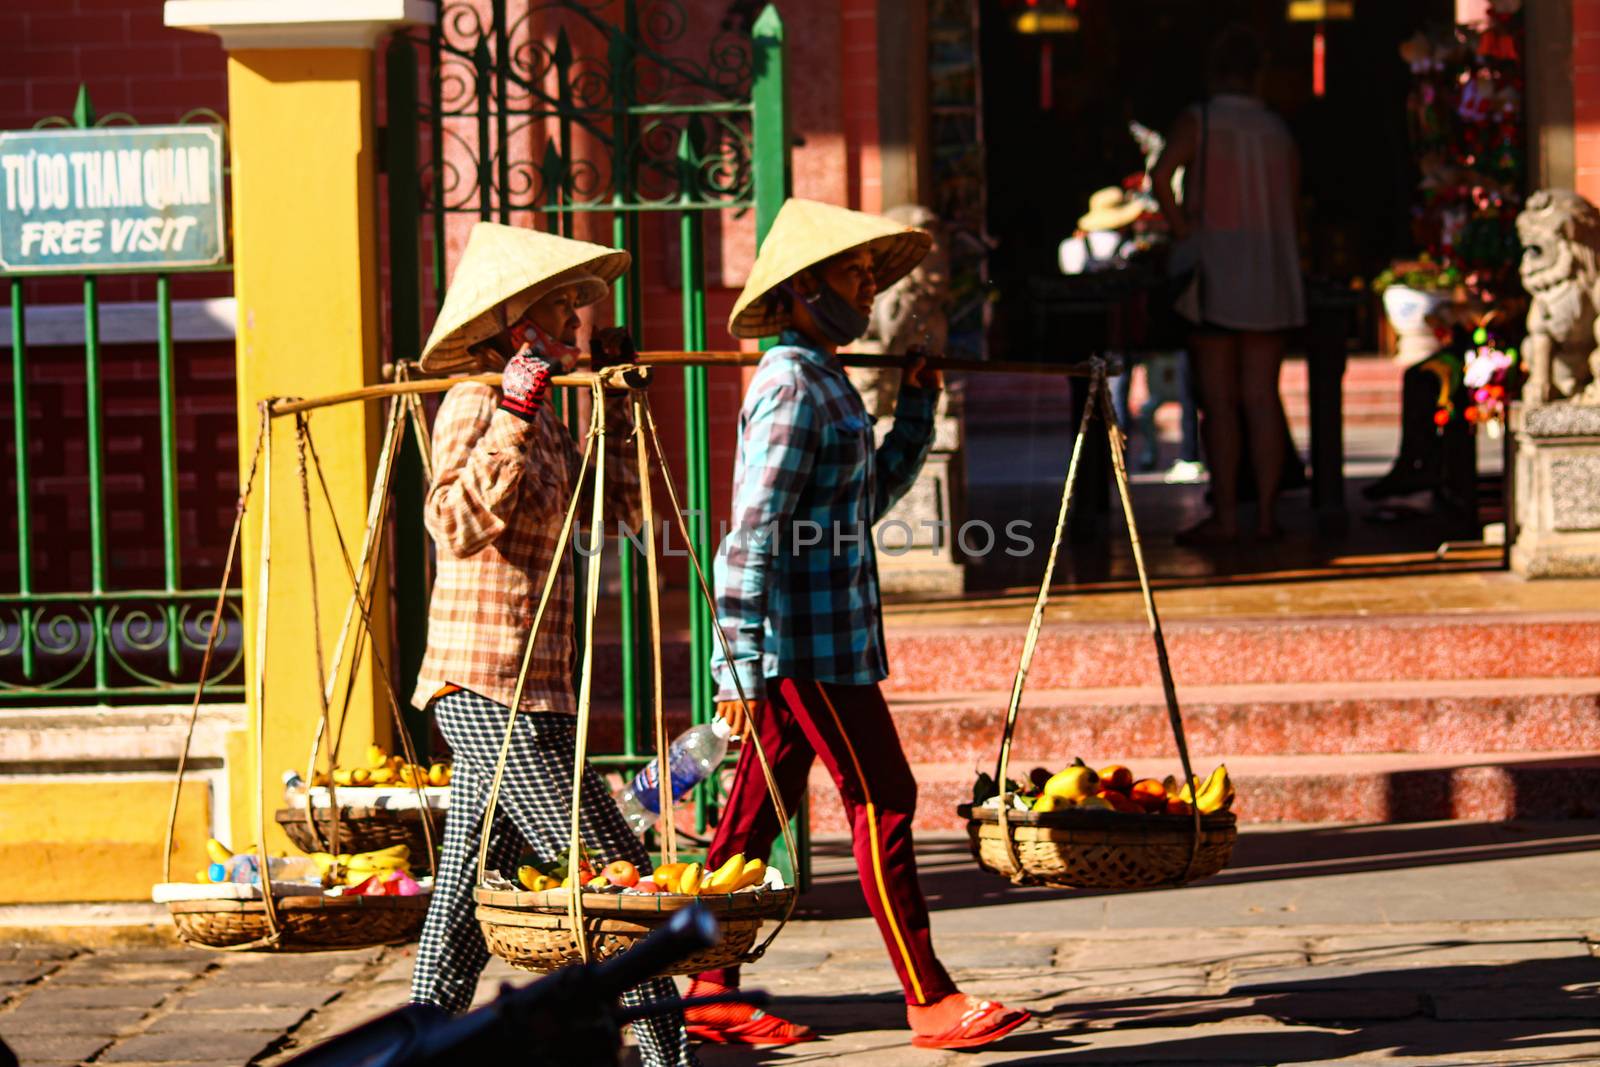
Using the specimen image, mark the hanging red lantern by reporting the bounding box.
[1287,1,1354,98]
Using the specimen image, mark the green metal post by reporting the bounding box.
[679,128,712,825]
[155,275,182,677]
[75,87,109,691]
[474,39,493,223]
[751,6,791,251]
[387,32,432,755]
[748,4,809,890]
[492,0,510,224]
[429,26,447,299]
[10,280,33,680]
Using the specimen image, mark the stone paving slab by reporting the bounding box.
[1309,932,1593,963]
[99,1029,282,1063]
[0,943,76,962]
[0,1031,116,1065]
[144,1005,316,1033]
[49,959,213,985]
[10,982,172,1010]
[175,983,338,1011]
[0,1005,148,1036]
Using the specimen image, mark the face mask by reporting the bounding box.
[509,317,583,372]
[783,276,869,346]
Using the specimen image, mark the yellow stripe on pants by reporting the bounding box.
[815,685,927,1005]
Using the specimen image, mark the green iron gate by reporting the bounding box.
[2,88,239,704]
[383,1,800,876]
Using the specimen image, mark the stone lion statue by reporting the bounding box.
[850,204,951,417]
[1518,189,1600,405]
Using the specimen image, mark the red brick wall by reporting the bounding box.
[1575,0,1600,202]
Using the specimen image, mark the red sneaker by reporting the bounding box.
[908,994,1031,1050]
[684,981,816,1046]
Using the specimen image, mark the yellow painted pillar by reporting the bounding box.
[164,1,432,850]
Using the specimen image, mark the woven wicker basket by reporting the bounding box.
[168,893,431,952]
[960,804,1237,889]
[473,887,796,975]
[274,806,443,866]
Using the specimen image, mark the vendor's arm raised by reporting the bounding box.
[423,382,548,557]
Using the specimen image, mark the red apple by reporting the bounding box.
[604,860,640,888]
[634,879,659,894]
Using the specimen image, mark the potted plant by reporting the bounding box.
[1373,258,1463,366]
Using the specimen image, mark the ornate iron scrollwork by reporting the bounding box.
[418,0,757,216]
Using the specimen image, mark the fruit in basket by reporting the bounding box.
[1129,778,1168,812]
[205,838,233,864]
[1175,765,1234,815]
[366,744,389,770]
[735,859,767,891]
[369,767,397,785]
[1098,765,1134,793]
[1098,789,1143,814]
[605,860,640,888]
[1043,762,1099,800]
[1031,794,1070,813]
[428,763,452,787]
[1078,794,1114,811]
[1166,797,1193,816]
[654,862,687,886]
[704,854,746,893]
[517,865,559,892]
[676,862,703,896]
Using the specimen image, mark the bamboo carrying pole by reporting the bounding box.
[274,352,1117,419]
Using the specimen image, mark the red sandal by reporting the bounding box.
[684,981,816,1046]
[908,994,1031,1050]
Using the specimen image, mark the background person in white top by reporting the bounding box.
[1152,25,1306,544]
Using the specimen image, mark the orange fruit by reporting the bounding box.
[1098,789,1142,814]
[1098,765,1134,793]
[1130,778,1168,812]
[1165,797,1193,816]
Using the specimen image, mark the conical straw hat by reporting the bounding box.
[419,222,631,372]
[728,199,933,339]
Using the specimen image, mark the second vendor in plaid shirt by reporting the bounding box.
[685,199,1030,1052]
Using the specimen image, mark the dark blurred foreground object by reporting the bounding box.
[280,906,760,1067]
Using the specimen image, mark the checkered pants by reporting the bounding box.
[410,689,697,1067]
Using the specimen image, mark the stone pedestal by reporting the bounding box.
[851,368,967,595]
[1511,402,1600,577]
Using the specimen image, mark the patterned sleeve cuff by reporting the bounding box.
[894,382,939,424]
[712,661,767,705]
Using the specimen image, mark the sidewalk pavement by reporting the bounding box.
[3,821,1599,1066]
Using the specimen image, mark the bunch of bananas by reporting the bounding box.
[1175,765,1236,815]
[309,843,413,886]
[311,744,451,789]
[653,854,768,896]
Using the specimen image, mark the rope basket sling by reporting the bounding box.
[273,380,447,868]
[159,391,440,952]
[471,374,796,976]
[961,364,1237,891]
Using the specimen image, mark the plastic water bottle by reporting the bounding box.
[615,720,732,834]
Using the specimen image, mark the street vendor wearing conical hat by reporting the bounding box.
[683,199,1031,1051]
[407,222,699,1067]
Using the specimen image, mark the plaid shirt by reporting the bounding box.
[411,374,639,714]
[711,332,937,702]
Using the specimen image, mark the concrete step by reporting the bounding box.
[804,752,1600,831]
[877,614,1600,694]
[881,678,1600,761]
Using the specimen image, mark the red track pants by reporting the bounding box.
[697,678,957,1006]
